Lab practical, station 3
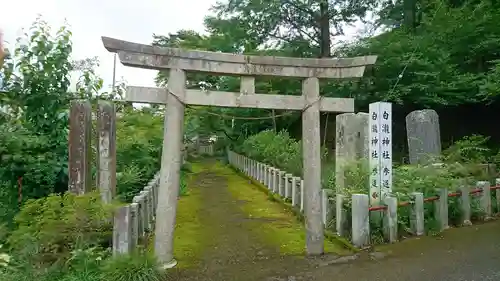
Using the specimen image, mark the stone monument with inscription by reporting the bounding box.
[369,102,392,205]
[405,109,441,165]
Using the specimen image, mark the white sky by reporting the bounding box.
[1,0,217,92]
[1,0,367,93]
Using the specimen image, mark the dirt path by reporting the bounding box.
[167,161,500,281]
[167,160,346,281]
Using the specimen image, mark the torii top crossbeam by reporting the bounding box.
[102,37,376,79]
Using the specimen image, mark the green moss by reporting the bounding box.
[146,168,208,268]
[212,163,349,255]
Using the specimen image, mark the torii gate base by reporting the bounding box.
[102,36,376,268]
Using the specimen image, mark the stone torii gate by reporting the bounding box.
[102,36,376,268]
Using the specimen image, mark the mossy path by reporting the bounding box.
[167,160,347,281]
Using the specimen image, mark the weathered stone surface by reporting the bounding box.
[406,109,441,165]
[113,205,131,255]
[132,195,146,238]
[284,174,292,199]
[130,203,139,249]
[154,68,186,266]
[477,181,492,219]
[292,177,300,207]
[335,112,369,193]
[410,192,425,235]
[96,101,116,203]
[383,196,398,243]
[434,188,449,231]
[336,194,346,236]
[352,194,369,248]
[458,184,472,226]
[102,36,377,79]
[68,100,92,195]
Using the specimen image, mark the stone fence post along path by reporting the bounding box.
[101,36,377,265]
[406,109,441,165]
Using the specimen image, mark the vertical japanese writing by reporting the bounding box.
[379,102,392,201]
[368,102,392,205]
[368,102,381,205]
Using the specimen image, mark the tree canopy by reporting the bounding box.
[152,0,500,142]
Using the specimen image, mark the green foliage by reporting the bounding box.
[99,252,165,281]
[7,192,114,265]
[443,134,492,163]
[115,109,164,202]
[0,248,164,281]
[240,130,303,176]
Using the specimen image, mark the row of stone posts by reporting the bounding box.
[114,174,160,254]
[346,179,499,247]
[230,148,500,248]
[227,151,334,227]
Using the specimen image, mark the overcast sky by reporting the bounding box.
[1,0,217,92]
[1,0,368,93]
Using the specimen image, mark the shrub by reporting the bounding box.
[99,252,165,281]
[7,192,114,265]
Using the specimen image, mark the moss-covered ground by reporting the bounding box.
[167,160,349,280]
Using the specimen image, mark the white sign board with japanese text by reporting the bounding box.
[368,102,392,205]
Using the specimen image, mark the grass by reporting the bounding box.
[145,162,210,268]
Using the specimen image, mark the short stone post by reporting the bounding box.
[266,166,272,188]
[243,157,248,174]
[145,186,155,218]
[434,188,449,231]
[300,179,305,212]
[130,202,139,249]
[96,101,116,203]
[321,189,333,227]
[140,190,151,231]
[113,205,132,255]
[383,196,398,243]
[352,194,370,248]
[272,168,279,193]
[284,174,292,199]
[405,109,441,165]
[477,181,492,219]
[68,100,92,195]
[458,183,472,225]
[336,194,346,236]
[292,177,300,207]
[410,192,424,235]
[262,163,266,184]
[133,195,146,238]
[278,170,285,197]
[496,178,500,214]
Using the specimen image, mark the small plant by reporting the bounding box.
[99,252,165,281]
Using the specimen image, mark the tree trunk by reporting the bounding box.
[319,0,331,57]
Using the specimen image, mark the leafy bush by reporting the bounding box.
[240,130,303,176]
[0,248,164,281]
[7,192,114,265]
